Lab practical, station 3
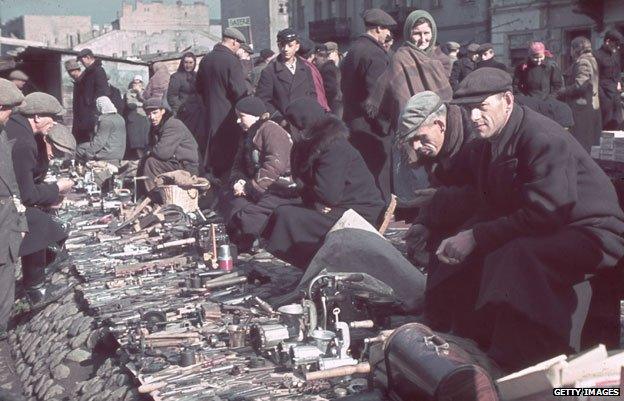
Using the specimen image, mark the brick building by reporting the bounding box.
[2,15,93,50]
[113,0,211,34]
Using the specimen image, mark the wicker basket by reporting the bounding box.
[158,185,199,212]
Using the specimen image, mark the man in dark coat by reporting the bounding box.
[449,43,480,91]
[425,68,624,372]
[196,28,248,182]
[340,8,396,205]
[5,93,75,308]
[256,29,319,120]
[140,98,199,191]
[251,49,275,90]
[475,43,507,71]
[75,48,109,144]
[64,59,84,143]
[315,44,342,118]
[594,30,624,130]
[262,98,385,270]
[513,42,563,99]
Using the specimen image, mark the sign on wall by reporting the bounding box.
[228,16,251,28]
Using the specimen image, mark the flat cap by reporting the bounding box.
[235,96,266,117]
[223,27,246,43]
[143,97,167,111]
[277,28,298,44]
[451,67,512,104]
[397,91,444,143]
[8,70,28,81]
[0,78,24,107]
[47,124,76,155]
[466,43,480,53]
[362,8,396,27]
[446,41,460,51]
[477,43,493,54]
[324,41,339,52]
[77,48,94,59]
[64,59,81,72]
[17,92,64,116]
[259,49,275,60]
[240,42,254,54]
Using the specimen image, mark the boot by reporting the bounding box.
[26,282,74,311]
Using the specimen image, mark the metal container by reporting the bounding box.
[217,244,234,271]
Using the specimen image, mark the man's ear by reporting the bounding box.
[435,118,446,133]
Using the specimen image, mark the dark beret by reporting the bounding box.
[235,96,266,117]
[477,43,493,54]
[362,8,396,28]
[259,49,274,60]
[277,28,299,44]
[223,27,246,43]
[77,48,94,59]
[451,67,512,104]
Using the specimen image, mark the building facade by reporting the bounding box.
[2,15,93,49]
[114,0,211,34]
[221,0,289,53]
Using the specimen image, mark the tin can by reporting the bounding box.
[217,244,234,271]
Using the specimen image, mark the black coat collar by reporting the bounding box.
[274,56,309,89]
[358,34,386,53]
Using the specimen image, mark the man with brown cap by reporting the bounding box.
[423,67,624,372]
[196,27,248,182]
[75,48,109,144]
[595,29,624,129]
[5,92,75,310]
[340,8,396,204]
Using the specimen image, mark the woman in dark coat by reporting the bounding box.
[262,98,385,269]
[217,96,296,251]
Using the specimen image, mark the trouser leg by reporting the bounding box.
[0,262,15,332]
[140,157,180,191]
[21,249,46,288]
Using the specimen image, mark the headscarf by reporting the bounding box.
[403,10,437,56]
[96,96,117,114]
[177,52,196,72]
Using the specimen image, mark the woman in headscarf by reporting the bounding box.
[143,61,171,103]
[75,96,126,162]
[124,75,150,159]
[262,98,385,269]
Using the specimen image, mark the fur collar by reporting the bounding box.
[293,116,349,175]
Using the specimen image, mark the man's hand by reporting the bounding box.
[436,229,476,265]
[56,178,74,194]
[233,180,246,197]
[411,188,437,208]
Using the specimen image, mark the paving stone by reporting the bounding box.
[18,364,32,384]
[115,373,129,387]
[34,375,48,397]
[77,317,94,334]
[43,384,64,400]
[38,340,52,356]
[50,350,69,369]
[71,330,90,349]
[66,349,91,363]
[86,330,101,350]
[110,387,128,400]
[82,380,103,397]
[24,384,33,397]
[52,364,70,380]
[67,317,83,338]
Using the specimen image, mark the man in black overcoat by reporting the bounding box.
[196,28,249,182]
[595,30,624,129]
[449,43,480,91]
[426,68,624,372]
[75,49,109,144]
[340,9,396,205]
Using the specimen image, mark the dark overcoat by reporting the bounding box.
[426,105,624,370]
[256,56,318,118]
[595,46,623,129]
[449,57,476,91]
[318,60,342,117]
[74,59,108,137]
[513,58,564,99]
[196,43,248,179]
[476,58,507,72]
[263,116,385,269]
[5,114,67,256]
[167,70,197,116]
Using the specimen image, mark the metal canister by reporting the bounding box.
[217,244,234,271]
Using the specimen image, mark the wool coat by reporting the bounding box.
[263,116,385,269]
[144,62,171,102]
[76,112,126,161]
[148,114,199,172]
[73,59,108,137]
[450,57,476,92]
[167,70,198,116]
[318,60,342,118]
[595,45,624,129]
[513,57,564,99]
[124,88,150,150]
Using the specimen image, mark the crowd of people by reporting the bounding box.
[1,6,624,379]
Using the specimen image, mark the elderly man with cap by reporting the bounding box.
[449,43,480,91]
[422,67,624,372]
[196,27,248,182]
[8,69,30,93]
[444,41,460,65]
[140,98,199,191]
[5,92,75,309]
[340,8,396,204]
[513,41,563,100]
[475,43,507,71]
[76,96,126,162]
[595,29,624,129]
[75,48,109,144]
[315,44,342,118]
[256,29,319,120]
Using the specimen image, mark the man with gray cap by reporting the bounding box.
[0,79,28,342]
[5,92,75,309]
[76,96,126,162]
[423,67,624,372]
[8,69,30,93]
[340,8,397,204]
[196,27,248,182]
[449,43,480,91]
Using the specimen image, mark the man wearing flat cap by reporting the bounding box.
[196,27,248,182]
[5,92,75,310]
[237,43,255,94]
[450,43,480,91]
[423,67,624,372]
[8,69,30,94]
[340,8,396,204]
[475,43,507,71]
[595,29,624,129]
[75,48,110,144]
[256,28,319,120]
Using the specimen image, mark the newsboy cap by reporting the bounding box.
[477,43,494,54]
[143,97,168,111]
[277,28,299,44]
[362,8,397,27]
[223,27,246,43]
[446,41,460,51]
[77,48,94,59]
[8,70,28,82]
[18,92,64,116]
[259,49,275,60]
[466,43,480,53]
[324,41,339,52]
[47,124,76,155]
[451,67,512,104]
[240,43,254,54]
[0,79,24,108]
[397,91,444,143]
[64,59,81,72]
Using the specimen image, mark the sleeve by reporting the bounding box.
[11,141,59,207]
[227,60,249,104]
[251,127,292,193]
[255,66,277,115]
[558,59,592,100]
[312,145,349,207]
[550,63,564,96]
[322,66,338,102]
[512,64,524,94]
[450,60,461,91]
[195,63,205,100]
[151,122,183,161]
[415,185,479,230]
[362,53,389,106]
[94,67,109,98]
[472,135,576,253]
[167,74,182,114]
[76,118,111,159]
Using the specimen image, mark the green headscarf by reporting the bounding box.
[403,10,437,56]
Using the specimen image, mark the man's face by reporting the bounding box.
[236,111,259,131]
[383,39,394,52]
[465,92,513,140]
[183,57,195,72]
[33,115,55,134]
[468,52,479,62]
[147,108,166,126]
[279,40,300,61]
[481,49,494,61]
[531,53,545,65]
[131,80,143,91]
[68,69,81,81]
[11,79,26,89]
[376,27,391,45]
[411,22,432,50]
[605,39,621,52]
[410,120,445,158]
[0,107,12,126]
[79,55,94,68]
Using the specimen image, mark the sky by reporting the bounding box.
[0,0,221,24]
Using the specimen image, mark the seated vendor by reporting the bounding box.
[75,96,126,162]
[421,68,624,372]
[140,98,199,191]
[262,98,385,269]
[217,96,296,251]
